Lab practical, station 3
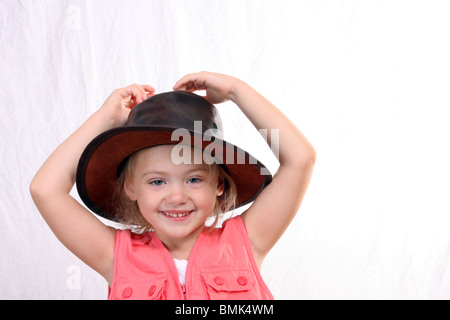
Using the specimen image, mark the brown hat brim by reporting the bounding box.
[76,126,272,222]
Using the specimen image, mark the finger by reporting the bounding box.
[172,79,189,91]
[173,74,191,90]
[121,85,145,105]
[126,86,143,105]
[173,73,204,91]
[139,84,156,93]
[131,84,155,104]
[115,86,134,100]
[140,84,156,98]
[175,81,207,94]
[132,84,147,103]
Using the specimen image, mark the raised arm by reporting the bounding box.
[30,84,155,283]
[174,72,316,266]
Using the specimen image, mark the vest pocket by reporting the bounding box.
[113,273,167,300]
[200,266,255,300]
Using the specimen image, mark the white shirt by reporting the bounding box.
[173,258,188,285]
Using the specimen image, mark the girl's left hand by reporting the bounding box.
[173,71,239,104]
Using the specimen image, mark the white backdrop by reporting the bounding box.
[1,0,450,299]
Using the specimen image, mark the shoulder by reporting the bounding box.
[219,215,246,235]
[222,215,243,227]
[216,215,252,250]
[115,229,153,248]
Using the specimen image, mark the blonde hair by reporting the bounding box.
[111,147,237,233]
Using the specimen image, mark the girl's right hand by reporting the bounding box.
[98,84,155,127]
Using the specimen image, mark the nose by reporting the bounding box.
[165,183,188,205]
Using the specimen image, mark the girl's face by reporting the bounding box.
[124,145,224,245]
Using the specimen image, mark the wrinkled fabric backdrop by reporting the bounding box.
[1,0,449,299]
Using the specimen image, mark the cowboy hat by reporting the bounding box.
[76,91,272,221]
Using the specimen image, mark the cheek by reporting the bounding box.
[134,190,159,216]
[196,188,219,213]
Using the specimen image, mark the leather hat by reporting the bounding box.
[76,91,272,222]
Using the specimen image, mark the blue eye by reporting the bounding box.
[188,177,201,184]
[150,180,164,186]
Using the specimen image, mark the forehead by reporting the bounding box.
[134,144,200,163]
[133,145,215,174]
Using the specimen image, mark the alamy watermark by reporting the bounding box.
[66,265,81,290]
[170,121,278,175]
[65,5,81,30]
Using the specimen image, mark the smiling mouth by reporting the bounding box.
[160,211,193,218]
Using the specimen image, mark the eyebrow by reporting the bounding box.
[141,166,208,178]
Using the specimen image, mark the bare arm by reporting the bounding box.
[174,72,316,266]
[30,84,155,283]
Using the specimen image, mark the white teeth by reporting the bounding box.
[162,211,191,218]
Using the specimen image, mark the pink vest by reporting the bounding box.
[108,216,274,300]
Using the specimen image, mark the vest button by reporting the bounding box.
[214,276,224,286]
[237,276,248,286]
[122,287,133,298]
[148,285,156,296]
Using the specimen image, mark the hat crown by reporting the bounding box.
[126,91,223,138]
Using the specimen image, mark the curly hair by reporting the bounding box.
[110,147,237,233]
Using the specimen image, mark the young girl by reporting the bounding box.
[30,71,316,299]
